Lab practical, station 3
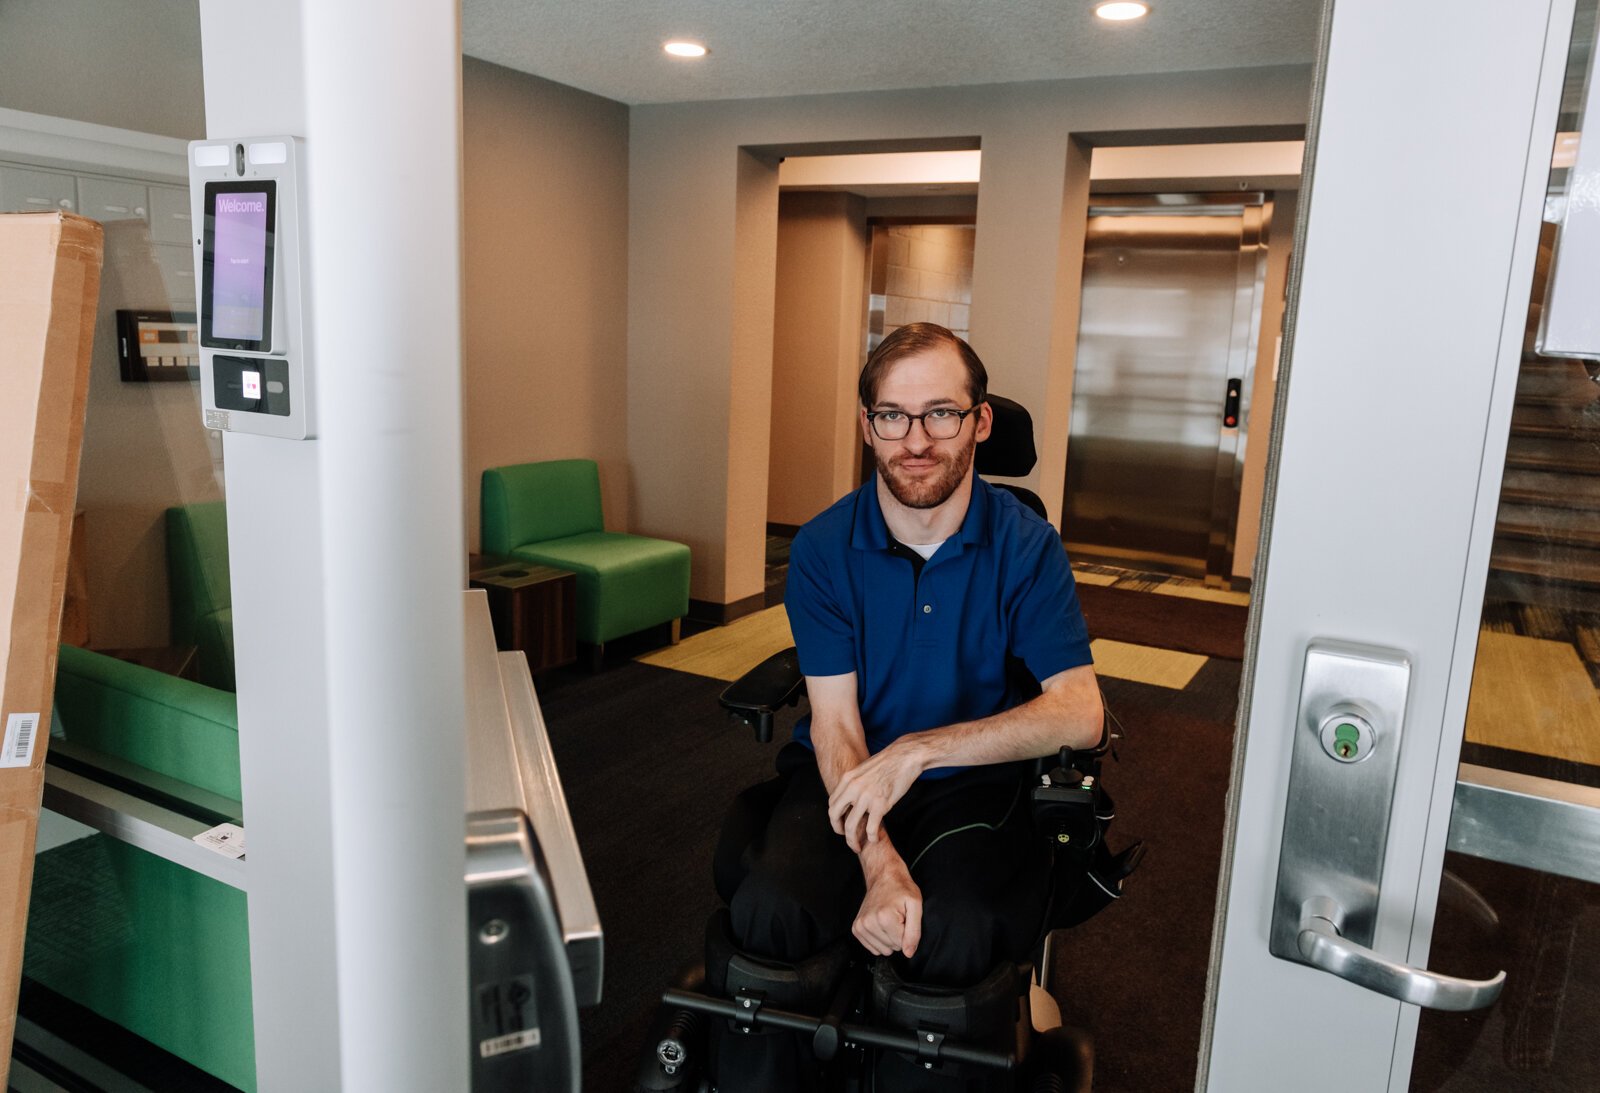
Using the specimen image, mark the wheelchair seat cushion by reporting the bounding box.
[870,957,1025,1045]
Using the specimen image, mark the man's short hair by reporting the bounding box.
[858,323,989,409]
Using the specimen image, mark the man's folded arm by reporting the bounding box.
[807,671,923,956]
[826,664,1103,849]
[911,663,1104,771]
[805,672,870,794]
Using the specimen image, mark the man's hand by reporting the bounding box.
[854,856,923,957]
[828,737,926,852]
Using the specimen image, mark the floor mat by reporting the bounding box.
[638,603,794,681]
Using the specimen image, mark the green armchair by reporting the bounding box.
[166,501,235,691]
[27,644,254,1090]
[481,459,691,657]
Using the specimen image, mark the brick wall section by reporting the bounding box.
[882,225,975,341]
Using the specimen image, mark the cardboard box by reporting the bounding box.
[0,212,104,1084]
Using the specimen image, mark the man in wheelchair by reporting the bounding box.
[650,323,1130,1092]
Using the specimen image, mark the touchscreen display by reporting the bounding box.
[202,181,275,349]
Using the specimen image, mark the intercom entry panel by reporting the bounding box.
[188,136,312,439]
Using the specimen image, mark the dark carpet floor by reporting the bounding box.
[1076,584,1248,661]
[1410,855,1600,1093]
[539,643,1600,1093]
[1061,660,1242,1092]
[536,655,1245,1092]
[537,662,790,1092]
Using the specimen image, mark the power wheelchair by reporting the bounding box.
[633,397,1145,1093]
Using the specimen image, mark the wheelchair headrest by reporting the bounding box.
[975,394,1038,479]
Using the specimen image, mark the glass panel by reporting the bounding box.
[1414,3,1600,1087]
[23,832,254,1089]
[68,172,232,691]
[1414,857,1600,1090]
[20,159,244,1083]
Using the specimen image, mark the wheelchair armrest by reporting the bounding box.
[718,647,805,743]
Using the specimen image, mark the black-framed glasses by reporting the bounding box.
[865,405,981,441]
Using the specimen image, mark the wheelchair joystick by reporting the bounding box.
[1033,747,1101,851]
[655,1007,704,1075]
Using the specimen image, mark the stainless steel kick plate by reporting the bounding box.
[1269,640,1412,961]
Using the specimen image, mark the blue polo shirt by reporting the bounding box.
[785,476,1093,778]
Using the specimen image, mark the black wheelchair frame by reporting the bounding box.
[632,647,1144,1093]
[633,394,1142,1091]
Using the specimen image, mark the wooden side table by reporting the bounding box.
[469,561,578,674]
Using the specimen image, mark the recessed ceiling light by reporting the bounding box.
[663,40,708,58]
[1095,2,1150,20]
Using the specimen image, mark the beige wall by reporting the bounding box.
[629,68,1312,605]
[0,0,204,138]
[721,149,782,607]
[769,192,868,529]
[462,58,631,547]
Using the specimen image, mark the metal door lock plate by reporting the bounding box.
[1270,641,1410,959]
[1268,640,1506,1011]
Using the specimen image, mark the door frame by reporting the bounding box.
[1201,0,1580,1088]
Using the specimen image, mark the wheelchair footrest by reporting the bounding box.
[660,988,1017,1072]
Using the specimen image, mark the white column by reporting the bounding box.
[196,6,340,1087]
[196,2,467,1089]
[301,2,468,1089]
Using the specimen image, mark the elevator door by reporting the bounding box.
[1062,198,1268,581]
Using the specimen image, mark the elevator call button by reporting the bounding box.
[1222,377,1242,429]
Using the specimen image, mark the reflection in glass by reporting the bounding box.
[19,158,246,1087]
[72,174,231,688]
[1414,3,1600,1088]
[24,829,254,1088]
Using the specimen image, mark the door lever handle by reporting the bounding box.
[1271,643,1509,1013]
[1296,897,1505,1011]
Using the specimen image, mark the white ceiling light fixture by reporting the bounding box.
[663,40,709,58]
[1094,2,1151,20]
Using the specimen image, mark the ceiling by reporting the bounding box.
[462,0,1325,106]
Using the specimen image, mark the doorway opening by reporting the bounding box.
[1061,142,1302,590]
[1063,193,1271,585]
[765,149,982,602]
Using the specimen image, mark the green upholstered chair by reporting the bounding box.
[165,501,235,691]
[27,644,254,1090]
[481,459,691,658]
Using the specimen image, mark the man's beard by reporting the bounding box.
[875,432,977,510]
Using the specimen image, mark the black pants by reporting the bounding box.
[712,744,1050,1089]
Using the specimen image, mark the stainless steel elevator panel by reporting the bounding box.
[1063,196,1271,581]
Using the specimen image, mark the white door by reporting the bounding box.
[1202,0,1600,1089]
